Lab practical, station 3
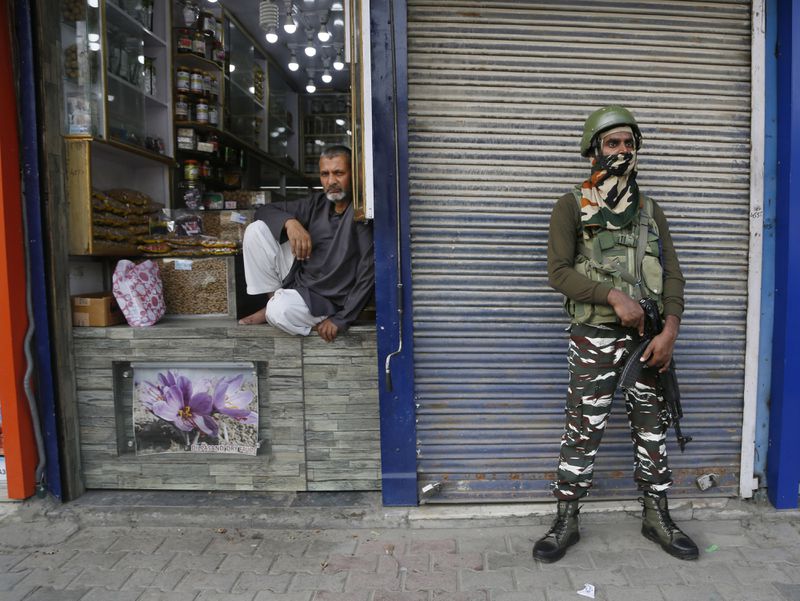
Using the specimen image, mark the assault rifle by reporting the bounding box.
[619,298,692,452]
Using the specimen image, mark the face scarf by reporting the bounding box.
[579,128,640,231]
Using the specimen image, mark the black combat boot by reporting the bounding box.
[532,500,581,563]
[640,492,699,560]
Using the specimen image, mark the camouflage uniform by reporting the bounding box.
[554,323,672,500]
[536,107,696,563]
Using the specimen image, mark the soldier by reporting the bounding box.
[533,106,698,563]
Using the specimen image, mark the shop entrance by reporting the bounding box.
[407,0,754,502]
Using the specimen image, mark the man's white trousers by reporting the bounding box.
[242,221,326,336]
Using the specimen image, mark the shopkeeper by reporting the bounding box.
[238,145,374,343]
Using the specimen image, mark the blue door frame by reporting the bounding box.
[767,0,800,509]
[369,0,418,505]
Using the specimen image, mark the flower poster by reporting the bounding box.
[132,362,259,456]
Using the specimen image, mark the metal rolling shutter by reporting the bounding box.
[407,0,752,501]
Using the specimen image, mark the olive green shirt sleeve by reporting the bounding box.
[651,200,685,320]
[546,192,685,320]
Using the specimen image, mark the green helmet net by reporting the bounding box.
[580,105,642,157]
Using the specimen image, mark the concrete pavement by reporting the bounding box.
[0,491,799,601]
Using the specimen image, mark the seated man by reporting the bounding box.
[238,145,374,343]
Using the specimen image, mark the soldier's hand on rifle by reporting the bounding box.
[607,289,645,335]
[640,315,680,373]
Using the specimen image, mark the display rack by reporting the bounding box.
[302,92,351,175]
[224,15,267,150]
[60,0,173,257]
[267,61,298,168]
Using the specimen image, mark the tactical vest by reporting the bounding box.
[565,188,664,325]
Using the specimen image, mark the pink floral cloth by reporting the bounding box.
[112,259,165,327]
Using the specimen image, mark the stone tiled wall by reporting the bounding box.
[72,320,380,492]
[303,333,381,491]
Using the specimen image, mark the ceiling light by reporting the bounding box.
[259,1,279,39]
[317,23,331,42]
[248,86,255,94]
[288,52,299,71]
[305,38,317,57]
[331,1,343,9]
[87,0,99,7]
[229,63,236,72]
[321,68,332,83]
[335,118,345,126]
[333,15,344,27]
[282,13,297,34]
[306,79,316,94]
[88,41,101,51]
[88,33,99,42]
[333,50,344,71]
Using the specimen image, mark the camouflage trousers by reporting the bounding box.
[553,323,673,500]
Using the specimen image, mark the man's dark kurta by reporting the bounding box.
[254,191,374,330]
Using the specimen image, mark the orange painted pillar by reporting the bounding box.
[0,0,39,499]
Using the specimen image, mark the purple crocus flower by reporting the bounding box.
[139,381,165,412]
[212,374,257,424]
[150,373,219,437]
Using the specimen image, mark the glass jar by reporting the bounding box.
[201,12,216,38]
[192,31,206,58]
[176,28,193,53]
[208,104,219,126]
[210,75,219,100]
[182,1,199,27]
[202,71,211,96]
[190,69,203,94]
[200,160,212,178]
[213,41,225,65]
[215,18,223,42]
[184,159,199,181]
[195,98,209,123]
[175,95,189,121]
[176,67,191,92]
[178,180,203,209]
[208,133,219,155]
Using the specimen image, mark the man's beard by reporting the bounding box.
[325,189,348,202]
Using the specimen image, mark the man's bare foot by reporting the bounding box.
[238,307,267,325]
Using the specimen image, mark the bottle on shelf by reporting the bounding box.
[195,97,209,124]
[190,69,203,94]
[192,30,206,58]
[176,28,193,53]
[176,66,191,92]
[175,94,189,121]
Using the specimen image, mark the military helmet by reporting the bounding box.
[580,105,642,157]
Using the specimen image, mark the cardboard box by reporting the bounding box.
[72,292,125,327]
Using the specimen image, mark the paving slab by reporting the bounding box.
[0,492,798,601]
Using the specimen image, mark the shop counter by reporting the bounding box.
[72,318,380,493]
